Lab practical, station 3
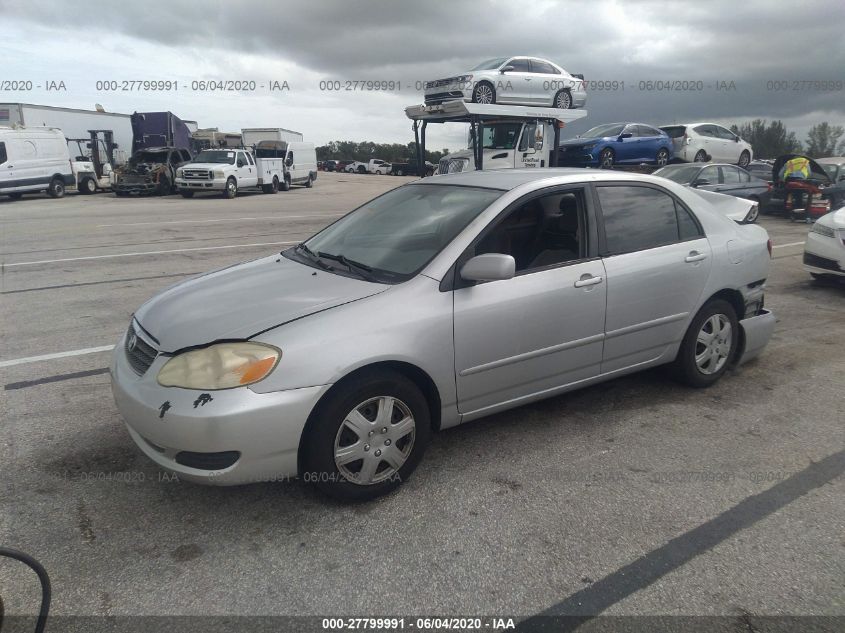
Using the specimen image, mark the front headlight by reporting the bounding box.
[214,170,225,179]
[157,342,280,389]
[176,169,183,178]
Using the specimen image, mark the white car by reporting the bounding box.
[660,123,753,167]
[424,56,587,109]
[804,208,845,280]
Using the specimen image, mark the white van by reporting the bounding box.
[0,126,74,199]
[281,141,317,190]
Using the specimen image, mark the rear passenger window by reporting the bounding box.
[0,142,6,165]
[597,186,686,255]
[677,205,703,240]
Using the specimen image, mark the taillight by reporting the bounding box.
[684,134,692,145]
[767,183,772,192]
[767,239,773,258]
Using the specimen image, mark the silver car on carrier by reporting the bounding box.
[111,170,775,501]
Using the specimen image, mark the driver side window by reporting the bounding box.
[475,189,587,273]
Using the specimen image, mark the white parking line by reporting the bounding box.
[772,241,805,249]
[4,240,298,267]
[0,345,115,369]
[96,214,343,228]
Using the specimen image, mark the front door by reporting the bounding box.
[500,57,534,104]
[595,184,712,373]
[453,186,606,416]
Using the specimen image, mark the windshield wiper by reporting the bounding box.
[294,242,333,271]
[317,252,378,281]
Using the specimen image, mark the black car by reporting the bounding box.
[390,160,436,177]
[744,160,774,184]
[323,160,337,172]
[654,162,771,207]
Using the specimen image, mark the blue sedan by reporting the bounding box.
[558,122,674,168]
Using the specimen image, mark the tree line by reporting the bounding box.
[728,120,844,159]
[316,141,450,163]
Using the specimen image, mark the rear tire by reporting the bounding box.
[738,150,751,168]
[302,370,431,501]
[47,177,65,198]
[694,150,708,162]
[553,89,572,109]
[672,299,739,388]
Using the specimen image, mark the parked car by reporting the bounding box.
[424,56,586,109]
[654,163,770,221]
[0,126,74,199]
[815,157,845,210]
[391,160,436,176]
[324,160,338,172]
[111,169,774,501]
[769,154,832,222]
[804,207,845,280]
[344,161,367,174]
[335,160,355,173]
[367,159,391,175]
[660,123,753,167]
[113,147,192,196]
[558,123,674,168]
[744,160,775,184]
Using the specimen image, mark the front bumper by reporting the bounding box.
[176,178,226,191]
[424,83,473,105]
[557,148,596,166]
[110,333,329,485]
[804,232,845,277]
[736,309,776,365]
[114,181,159,194]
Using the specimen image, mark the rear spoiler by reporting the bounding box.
[689,188,759,224]
[572,73,584,80]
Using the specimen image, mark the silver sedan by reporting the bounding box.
[111,170,775,501]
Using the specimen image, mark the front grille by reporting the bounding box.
[424,91,464,105]
[125,322,158,375]
[175,451,241,470]
[804,252,842,272]
[183,169,212,180]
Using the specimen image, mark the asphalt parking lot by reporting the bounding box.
[1,173,843,630]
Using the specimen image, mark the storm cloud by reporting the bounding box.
[3,0,844,145]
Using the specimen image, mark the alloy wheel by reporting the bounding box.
[474,84,493,104]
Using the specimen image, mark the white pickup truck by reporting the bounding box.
[344,159,391,175]
[176,148,272,198]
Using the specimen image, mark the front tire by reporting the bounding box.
[80,177,97,194]
[472,82,496,104]
[47,177,65,198]
[157,176,171,196]
[223,177,237,199]
[599,148,615,169]
[302,371,431,501]
[655,148,670,167]
[672,299,739,388]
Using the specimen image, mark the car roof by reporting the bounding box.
[416,168,674,191]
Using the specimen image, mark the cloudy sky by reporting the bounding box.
[2,0,844,151]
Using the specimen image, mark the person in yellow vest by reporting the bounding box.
[782,155,810,180]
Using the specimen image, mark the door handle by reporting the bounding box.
[6,165,13,169]
[574,274,603,288]
[685,251,707,263]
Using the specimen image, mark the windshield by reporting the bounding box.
[292,184,502,281]
[582,124,626,138]
[471,58,508,71]
[192,150,236,164]
[132,151,168,164]
[475,123,522,150]
[653,164,702,183]
[821,164,840,180]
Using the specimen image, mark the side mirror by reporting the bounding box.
[692,178,711,187]
[500,65,515,73]
[618,132,633,140]
[460,253,516,282]
[285,157,293,166]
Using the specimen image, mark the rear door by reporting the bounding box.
[0,140,14,192]
[636,125,663,162]
[595,183,711,373]
[713,125,740,163]
[453,185,606,416]
[529,58,560,105]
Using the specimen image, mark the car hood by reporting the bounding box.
[559,136,607,148]
[182,162,230,170]
[772,154,831,184]
[134,255,387,352]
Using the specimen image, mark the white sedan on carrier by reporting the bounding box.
[804,207,845,279]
